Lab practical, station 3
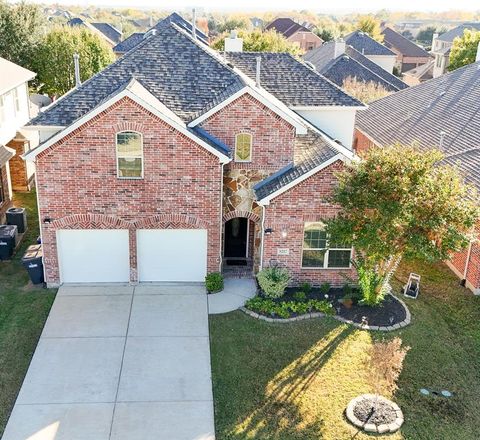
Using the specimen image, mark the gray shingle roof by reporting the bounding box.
[91,23,122,44]
[381,27,430,58]
[226,52,364,107]
[305,42,407,92]
[0,145,14,168]
[345,31,395,56]
[356,61,480,191]
[437,23,480,42]
[29,22,243,126]
[265,18,313,39]
[159,12,208,45]
[113,33,145,54]
[254,128,339,200]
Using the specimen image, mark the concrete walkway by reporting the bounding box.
[208,278,257,314]
[2,284,215,440]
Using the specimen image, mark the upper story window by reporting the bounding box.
[13,88,20,114]
[116,131,143,178]
[235,133,252,162]
[302,222,352,269]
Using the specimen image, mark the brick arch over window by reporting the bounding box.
[133,214,209,230]
[223,210,261,223]
[51,213,132,230]
[113,121,146,135]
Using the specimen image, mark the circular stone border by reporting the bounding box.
[346,394,404,434]
[240,293,411,331]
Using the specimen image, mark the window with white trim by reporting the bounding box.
[235,133,252,162]
[116,131,143,178]
[13,88,20,113]
[302,222,352,268]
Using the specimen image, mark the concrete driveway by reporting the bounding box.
[2,284,215,440]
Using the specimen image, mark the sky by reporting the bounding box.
[27,0,480,12]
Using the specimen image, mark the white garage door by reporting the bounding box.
[57,229,130,283]
[137,229,208,282]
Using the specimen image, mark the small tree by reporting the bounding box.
[326,144,479,304]
[342,77,392,104]
[213,29,303,56]
[356,15,384,42]
[448,29,480,71]
[34,26,115,97]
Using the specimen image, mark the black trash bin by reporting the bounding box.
[0,225,18,260]
[6,207,27,233]
[22,245,44,284]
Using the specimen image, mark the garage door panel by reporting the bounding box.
[57,230,130,283]
[137,229,207,282]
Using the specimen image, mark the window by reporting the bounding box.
[235,133,252,162]
[13,88,20,113]
[116,131,143,178]
[302,222,352,269]
[0,95,4,124]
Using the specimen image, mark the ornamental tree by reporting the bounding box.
[326,144,479,304]
[448,29,480,71]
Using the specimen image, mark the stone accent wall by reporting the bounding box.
[263,160,356,286]
[7,139,30,191]
[35,97,223,285]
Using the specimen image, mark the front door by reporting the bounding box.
[224,218,248,258]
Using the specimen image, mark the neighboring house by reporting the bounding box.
[265,17,323,52]
[432,23,480,78]
[354,61,480,295]
[402,60,434,86]
[23,17,365,287]
[345,31,397,73]
[0,58,37,220]
[304,40,408,92]
[113,12,208,56]
[381,27,431,72]
[67,18,122,47]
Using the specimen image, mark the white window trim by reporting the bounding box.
[301,222,352,270]
[116,131,144,179]
[13,88,20,114]
[234,132,253,163]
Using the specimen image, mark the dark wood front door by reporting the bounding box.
[224,218,248,258]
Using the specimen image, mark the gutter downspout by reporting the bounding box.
[259,204,266,270]
[218,162,225,272]
[461,240,474,286]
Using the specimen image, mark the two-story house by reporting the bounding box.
[24,16,365,287]
[265,17,323,52]
[0,57,37,220]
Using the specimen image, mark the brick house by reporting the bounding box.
[265,17,323,52]
[355,61,480,295]
[24,17,365,287]
[0,57,37,221]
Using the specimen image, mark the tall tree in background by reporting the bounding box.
[342,77,391,104]
[34,26,115,97]
[213,29,303,55]
[0,1,45,71]
[448,29,480,71]
[356,15,384,42]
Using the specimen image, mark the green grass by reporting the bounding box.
[0,191,56,434]
[209,260,480,440]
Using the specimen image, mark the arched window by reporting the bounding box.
[235,133,252,162]
[116,131,143,178]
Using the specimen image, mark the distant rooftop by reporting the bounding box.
[266,17,314,39]
[345,31,395,57]
[437,23,480,42]
[381,27,430,58]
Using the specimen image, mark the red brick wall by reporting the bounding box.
[263,160,356,287]
[7,139,28,191]
[288,31,323,51]
[353,129,376,155]
[449,229,480,291]
[36,97,223,285]
[200,93,296,172]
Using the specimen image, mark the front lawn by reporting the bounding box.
[209,260,480,439]
[0,191,56,434]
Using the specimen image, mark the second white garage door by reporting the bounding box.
[137,229,208,282]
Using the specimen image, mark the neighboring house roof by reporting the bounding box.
[356,61,480,191]
[0,145,15,168]
[91,23,122,44]
[113,33,145,54]
[403,60,434,80]
[345,31,395,56]
[226,52,363,108]
[381,27,430,58]
[265,17,313,39]
[437,23,480,42]
[0,57,36,95]
[304,43,407,92]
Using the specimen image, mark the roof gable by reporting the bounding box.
[345,31,395,56]
[0,57,36,95]
[265,18,311,38]
[381,27,430,58]
[438,23,480,42]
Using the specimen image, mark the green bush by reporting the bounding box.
[299,282,312,294]
[354,262,386,306]
[205,272,224,293]
[257,267,290,298]
[319,282,331,295]
[293,291,307,301]
[245,296,335,319]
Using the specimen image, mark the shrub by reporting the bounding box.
[293,291,307,301]
[205,272,224,293]
[245,296,335,318]
[355,262,387,306]
[257,267,290,299]
[319,282,331,295]
[299,282,312,294]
